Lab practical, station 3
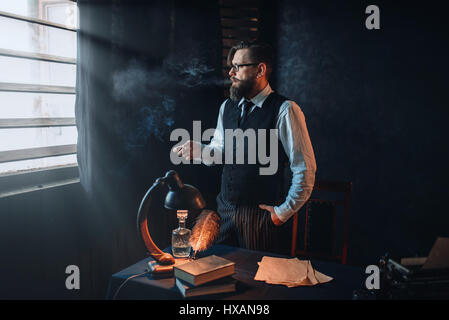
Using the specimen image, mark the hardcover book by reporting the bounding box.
[173,255,235,286]
[175,276,237,298]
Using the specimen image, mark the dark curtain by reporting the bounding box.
[75,0,223,297]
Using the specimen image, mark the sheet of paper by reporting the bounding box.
[422,237,449,269]
[255,257,308,283]
[254,256,333,287]
[314,269,333,284]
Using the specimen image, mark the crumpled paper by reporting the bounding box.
[254,256,333,287]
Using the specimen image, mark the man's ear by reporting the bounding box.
[257,62,267,78]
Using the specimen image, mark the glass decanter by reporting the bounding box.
[171,210,192,258]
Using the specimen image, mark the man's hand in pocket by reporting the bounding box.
[259,204,284,226]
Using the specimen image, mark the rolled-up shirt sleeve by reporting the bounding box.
[274,100,317,222]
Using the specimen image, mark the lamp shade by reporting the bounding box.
[163,170,206,210]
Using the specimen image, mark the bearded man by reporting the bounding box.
[175,41,316,253]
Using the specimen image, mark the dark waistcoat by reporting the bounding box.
[219,92,289,206]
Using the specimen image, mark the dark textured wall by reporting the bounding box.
[272,0,449,265]
[0,184,92,298]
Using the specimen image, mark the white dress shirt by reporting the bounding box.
[202,83,317,223]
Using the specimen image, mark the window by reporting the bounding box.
[0,0,78,195]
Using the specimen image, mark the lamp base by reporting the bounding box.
[147,258,191,277]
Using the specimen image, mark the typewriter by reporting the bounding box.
[354,237,449,299]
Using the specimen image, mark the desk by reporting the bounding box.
[106,245,364,300]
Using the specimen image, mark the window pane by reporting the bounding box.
[0,92,75,118]
[0,56,76,87]
[0,0,78,29]
[0,1,78,174]
[0,126,77,152]
[0,16,76,58]
[0,154,77,175]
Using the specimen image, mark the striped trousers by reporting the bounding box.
[215,194,280,253]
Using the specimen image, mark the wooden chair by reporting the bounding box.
[290,180,352,264]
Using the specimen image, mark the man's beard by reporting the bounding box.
[229,77,255,101]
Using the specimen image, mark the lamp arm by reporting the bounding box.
[137,177,175,265]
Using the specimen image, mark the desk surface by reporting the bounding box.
[106,245,365,300]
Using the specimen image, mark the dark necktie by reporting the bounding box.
[239,100,253,127]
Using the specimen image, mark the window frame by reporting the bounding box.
[0,0,79,196]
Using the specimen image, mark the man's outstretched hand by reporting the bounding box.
[259,204,284,226]
[172,140,202,160]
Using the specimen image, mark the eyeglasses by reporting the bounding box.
[229,63,259,72]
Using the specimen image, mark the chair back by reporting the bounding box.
[290,180,352,264]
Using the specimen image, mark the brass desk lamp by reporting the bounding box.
[136,170,206,274]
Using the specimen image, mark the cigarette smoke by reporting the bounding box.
[113,58,227,146]
[126,97,175,148]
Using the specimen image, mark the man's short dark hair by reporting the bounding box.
[227,40,274,78]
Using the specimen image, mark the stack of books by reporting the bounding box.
[173,255,236,298]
